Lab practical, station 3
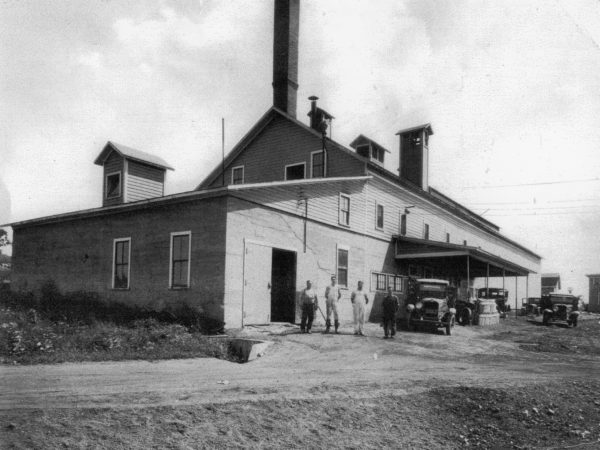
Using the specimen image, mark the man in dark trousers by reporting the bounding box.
[382,285,400,339]
[300,280,319,334]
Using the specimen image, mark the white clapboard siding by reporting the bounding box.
[126,160,165,202]
[365,174,540,272]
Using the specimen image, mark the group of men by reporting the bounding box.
[299,276,400,338]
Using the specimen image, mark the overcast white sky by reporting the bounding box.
[1,0,599,298]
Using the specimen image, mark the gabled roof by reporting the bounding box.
[349,134,391,154]
[94,141,174,171]
[396,123,434,136]
[196,107,368,189]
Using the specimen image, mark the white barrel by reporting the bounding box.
[476,299,499,326]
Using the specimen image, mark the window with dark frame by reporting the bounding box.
[171,233,190,288]
[446,232,450,243]
[376,204,384,230]
[232,166,244,185]
[337,248,348,287]
[106,172,121,199]
[311,151,324,178]
[424,223,430,240]
[400,213,407,235]
[285,163,305,180]
[113,239,129,289]
[339,194,350,226]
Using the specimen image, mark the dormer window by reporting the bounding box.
[106,172,121,199]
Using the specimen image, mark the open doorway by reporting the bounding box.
[270,249,297,323]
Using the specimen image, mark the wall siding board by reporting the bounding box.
[365,174,540,272]
[126,160,165,202]
[208,116,365,188]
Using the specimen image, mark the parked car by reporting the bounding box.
[406,278,456,335]
[455,297,479,326]
[528,293,580,327]
[478,288,510,318]
[520,297,540,316]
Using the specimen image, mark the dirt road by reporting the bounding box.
[2,320,599,411]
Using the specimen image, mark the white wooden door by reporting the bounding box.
[243,242,272,325]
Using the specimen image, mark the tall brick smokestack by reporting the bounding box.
[272,0,299,118]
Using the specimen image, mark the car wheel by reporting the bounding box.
[406,315,413,331]
[458,308,471,326]
[446,316,455,336]
[542,312,550,326]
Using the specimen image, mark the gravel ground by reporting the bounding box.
[1,313,600,449]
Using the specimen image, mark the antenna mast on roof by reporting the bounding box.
[222,118,225,187]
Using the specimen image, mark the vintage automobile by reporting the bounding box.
[532,293,580,327]
[478,288,510,318]
[520,297,540,316]
[455,297,478,326]
[406,278,456,335]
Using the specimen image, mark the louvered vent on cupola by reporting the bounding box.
[94,141,174,207]
[349,134,390,166]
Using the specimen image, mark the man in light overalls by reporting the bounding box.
[351,280,369,336]
[324,275,341,333]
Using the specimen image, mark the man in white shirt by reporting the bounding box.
[351,280,369,336]
[324,275,342,333]
[300,280,319,334]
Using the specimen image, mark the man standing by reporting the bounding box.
[351,280,369,336]
[300,280,319,334]
[382,285,400,339]
[324,275,341,333]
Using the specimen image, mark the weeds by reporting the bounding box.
[0,282,233,365]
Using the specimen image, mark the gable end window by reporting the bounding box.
[339,194,350,226]
[285,163,305,181]
[400,213,407,236]
[113,238,131,289]
[170,231,191,288]
[106,172,122,199]
[337,246,349,288]
[424,223,430,240]
[375,203,384,230]
[446,233,450,243]
[231,166,244,185]
[311,150,325,178]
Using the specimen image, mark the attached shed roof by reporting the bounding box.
[94,141,174,171]
[393,235,537,277]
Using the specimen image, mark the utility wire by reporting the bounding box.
[460,177,600,189]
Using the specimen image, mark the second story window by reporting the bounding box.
[400,213,407,236]
[339,194,350,226]
[285,162,305,180]
[376,203,384,230]
[106,172,122,199]
[424,223,430,240]
[311,151,325,178]
[446,233,450,243]
[231,166,244,185]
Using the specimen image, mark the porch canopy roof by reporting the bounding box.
[393,236,534,278]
